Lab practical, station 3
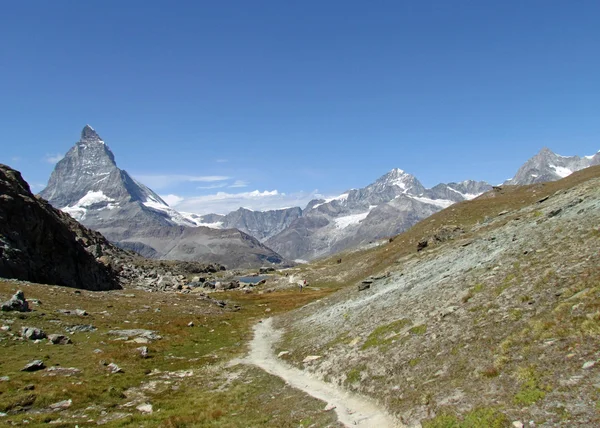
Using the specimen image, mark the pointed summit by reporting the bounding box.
[81,125,102,142]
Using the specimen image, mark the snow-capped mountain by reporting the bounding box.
[194,207,302,241]
[39,126,287,268]
[505,147,600,186]
[262,170,491,261]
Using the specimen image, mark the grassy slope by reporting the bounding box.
[275,166,600,427]
[1,166,599,427]
[0,282,341,427]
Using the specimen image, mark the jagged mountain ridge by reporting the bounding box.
[39,126,288,268]
[505,146,600,186]
[194,168,492,261]
[263,169,491,260]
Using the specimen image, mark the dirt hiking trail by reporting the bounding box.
[243,318,401,427]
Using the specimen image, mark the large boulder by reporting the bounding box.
[1,290,29,312]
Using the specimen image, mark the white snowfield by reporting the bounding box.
[446,186,479,200]
[406,195,455,208]
[243,318,401,428]
[334,210,372,229]
[62,190,117,220]
[312,193,349,209]
[549,164,573,178]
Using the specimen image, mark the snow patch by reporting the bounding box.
[407,195,455,208]
[446,187,480,200]
[333,207,374,230]
[61,190,116,220]
[549,165,573,178]
[312,193,349,209]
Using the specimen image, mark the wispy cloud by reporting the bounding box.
[11,156,21,162]
[44,153,64,164]
[197,183,228,190]
[229,180,249,188]
[133,174,231,190]
[215,159,228,163]
[166,189,324,215]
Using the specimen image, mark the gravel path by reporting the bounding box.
[244,318,401,428]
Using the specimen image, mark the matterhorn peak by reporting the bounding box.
[80,124,103,143]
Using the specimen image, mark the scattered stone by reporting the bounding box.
[187,321,194,327]
[582,361,596,370]
[49,399,72,410]
[107,363,124,374]
[23,384,35,391]
[324,403,336,411]
[136,403,153,414]
[537,196,549,203]
[21,327,47,340]
[136,346,149,359]
[48,334,72,345]
[548,208,562,218]
[358,283,371,291]
[417,240,428,251]
[498,210,509,216]
[1,290,29,312]
[43,367,81,377]
[513,422,524,428]
[265,308,271,313]
[108,329,162,341]
[1,325,10,331]
[93,349,103,354]
[278,351,290,358]
[66,324,97,333]
[302,355,322,363]
[22,359,45,372]
[0,376,9,382]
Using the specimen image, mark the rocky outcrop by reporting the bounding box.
[0,164,121,290]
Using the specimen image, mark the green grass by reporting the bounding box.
[423,407,508,428]
[409,324,427,335]
[361,318,412,350]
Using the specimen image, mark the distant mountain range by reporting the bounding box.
[39,125,599,264]
[39,126,287,268]
[505,147,599,185]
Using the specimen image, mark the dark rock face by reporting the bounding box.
[38,126,288,268]
[0,164,121,290]
[506,147,600,186]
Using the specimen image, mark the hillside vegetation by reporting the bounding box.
[1,166,599,427]
[275,165,600,426]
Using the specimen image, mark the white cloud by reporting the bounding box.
[161,194,185,206]
[197,183,228,190]
[132,174,231,190]
[169,189,324,215]
[215,159,228,163]
[45,153,64,164]
[229,180,249,188]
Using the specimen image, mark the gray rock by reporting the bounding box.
[66,324,97,333]
[108,329,161,341]
[582,361,596,369]
[1,290,29,312]
[21,327,47,340]
[48,334,72,345]
[21,359,45,372]
[107,363,123,374]
[136,346,149,359]
[358,283,371,291]
[49,399,72,410]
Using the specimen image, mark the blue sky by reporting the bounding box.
[1,1,599,214]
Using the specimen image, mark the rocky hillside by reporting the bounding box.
[274,165,600,426]
[0,164,120,291]
[506,147,599,185]
[39,126,288,268]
